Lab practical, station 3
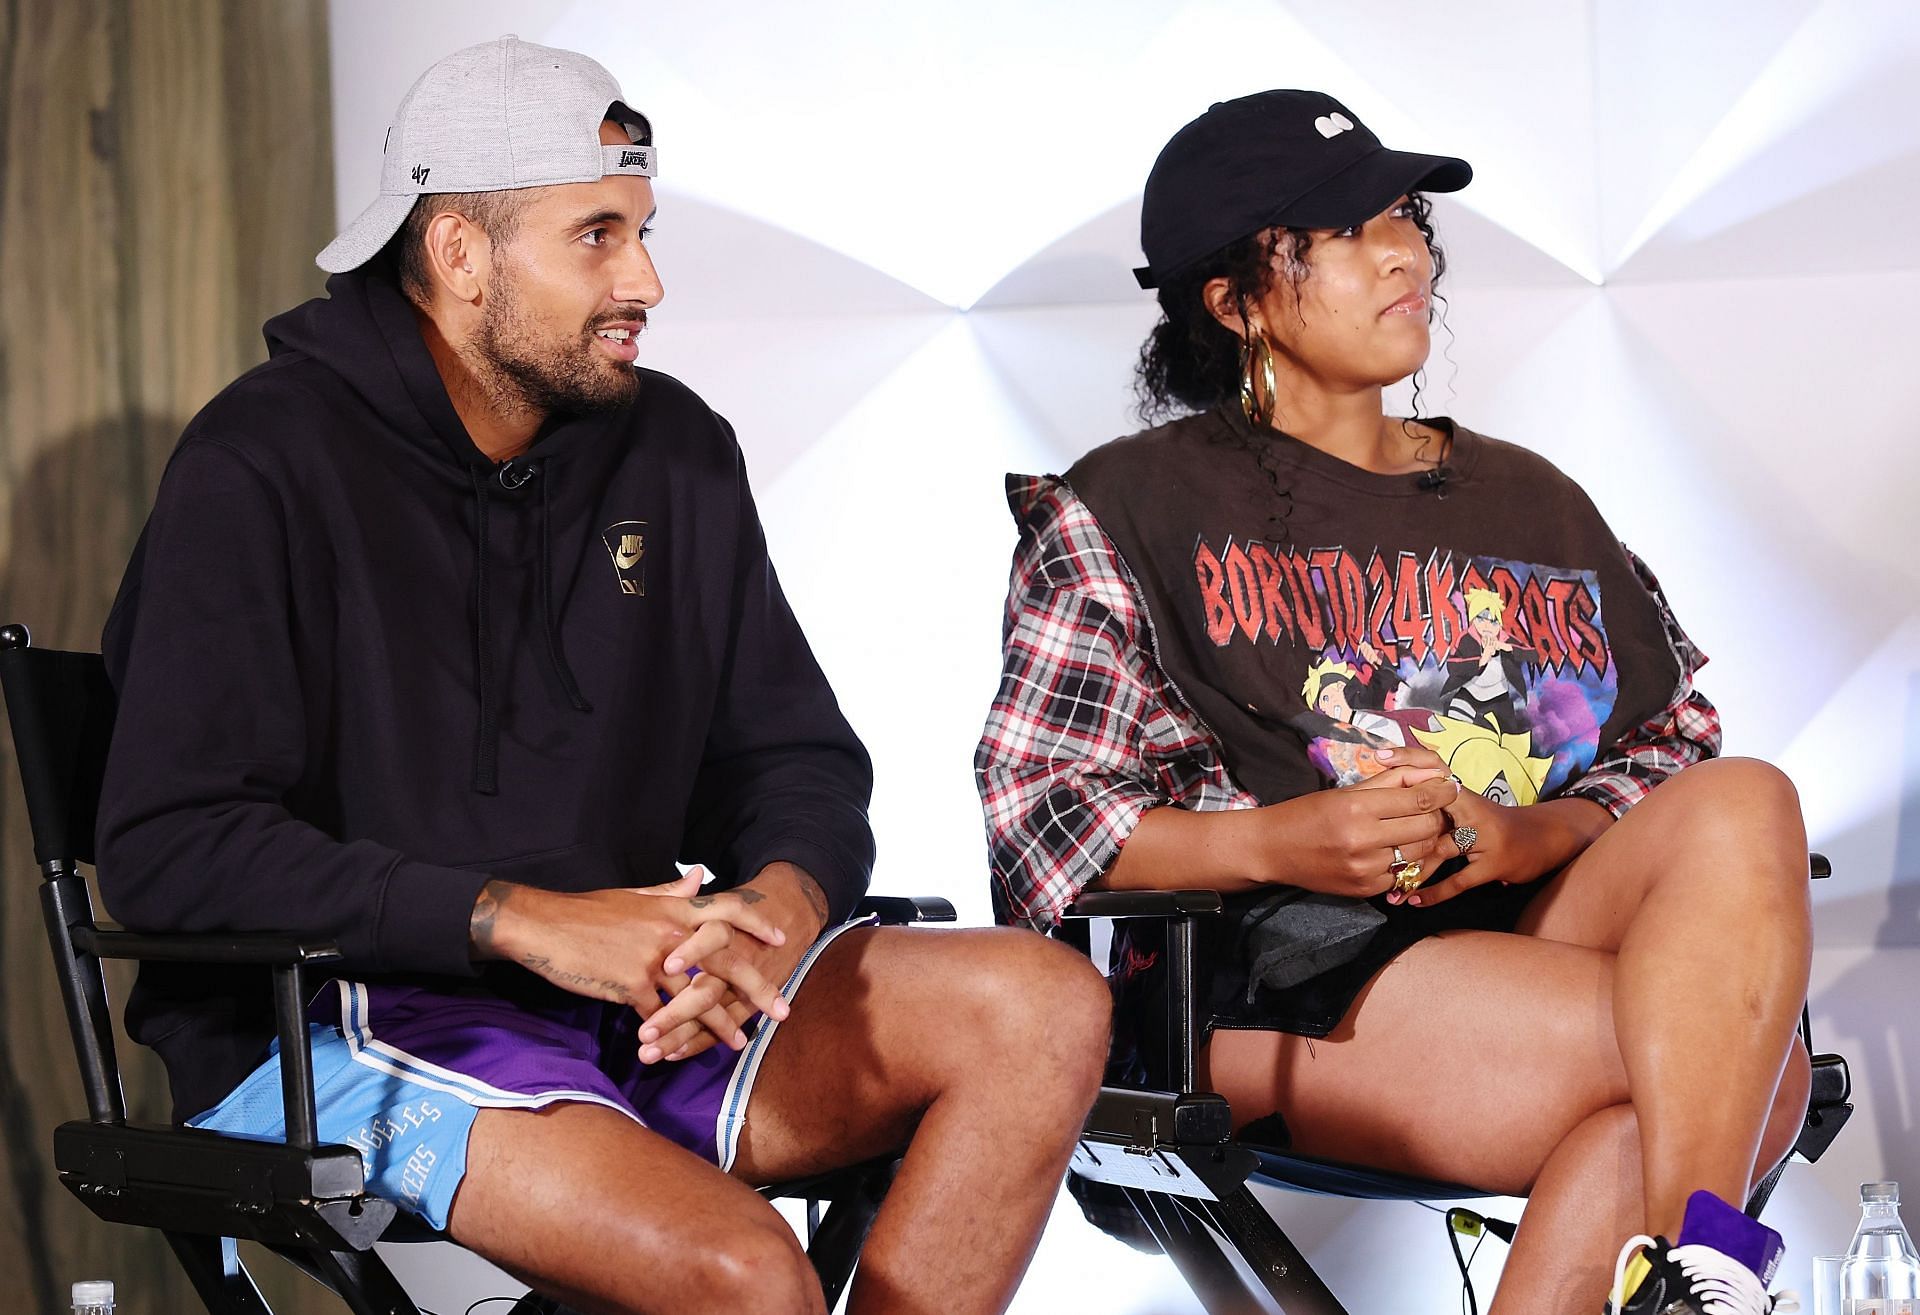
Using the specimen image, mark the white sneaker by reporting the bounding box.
[1608,1235,1799,1315]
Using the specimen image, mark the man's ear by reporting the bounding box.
[422,210,488,305]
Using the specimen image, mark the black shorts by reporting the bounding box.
[1111,859,1539,1088]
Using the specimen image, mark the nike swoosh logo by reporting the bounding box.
[614,547,642,569]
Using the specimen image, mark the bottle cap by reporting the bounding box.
[71,1280,114,1304]
[1862,1181,1901,1203]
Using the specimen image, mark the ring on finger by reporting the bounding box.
[1390,845,1407,869]
[1452,825,1478,855]
[1392,862,1425,894]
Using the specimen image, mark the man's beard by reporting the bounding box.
[472,261,642,417]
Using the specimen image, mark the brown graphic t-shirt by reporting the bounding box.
[1065,408,1681,809]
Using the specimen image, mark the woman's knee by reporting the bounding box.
[1664,758,1804,840]
[1642,758,1810,892]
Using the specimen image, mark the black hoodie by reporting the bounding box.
[96,270,875,1122]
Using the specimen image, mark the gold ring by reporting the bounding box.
[1393,862,1425,894]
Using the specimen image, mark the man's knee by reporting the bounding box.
[678,1220,823,1315]
[952,929,1112,1093]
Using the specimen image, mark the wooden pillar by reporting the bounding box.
[0,1,335,1309]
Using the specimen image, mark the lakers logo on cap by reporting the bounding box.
[602,520,647,595]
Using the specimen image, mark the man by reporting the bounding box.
[97,37,1108,1315]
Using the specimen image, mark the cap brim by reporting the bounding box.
[1135,148,1472,290]
[1275,149,1473,231]
[316,193,420,274]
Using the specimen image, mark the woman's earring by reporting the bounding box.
[1240,330,1278,428]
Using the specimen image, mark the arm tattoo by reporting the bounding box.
[792,870,831,926]
[519,953,633,1004]
[469,880,513,955]
[688,889,766,910]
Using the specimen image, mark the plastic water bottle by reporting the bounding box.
[70,1280,114,1315]
[1842,1183,1920,1315]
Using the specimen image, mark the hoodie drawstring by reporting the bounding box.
[469,466,499,795]
[539,471,593,714]
[468,459,593,795]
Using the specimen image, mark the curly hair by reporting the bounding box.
[1134,193,1448,423]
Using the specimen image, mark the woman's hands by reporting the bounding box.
[1402,791,1614,907]
[1248,747,1461,898]
[1100,746,1610,904]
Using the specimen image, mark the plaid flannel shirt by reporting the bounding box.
[975,475,1722,932]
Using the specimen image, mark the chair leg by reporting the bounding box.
[163,1234,274,1315]
[1746,1157,1790,1219]
[1130,1188,1270,1315]
[501,1296,592,1315]
[1202,1188,1348,1315]
[280,1247,425,1315]
[1129,1186,1351,1315]
[804,1159,899,1311]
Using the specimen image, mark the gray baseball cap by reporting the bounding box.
[318,35,655,273]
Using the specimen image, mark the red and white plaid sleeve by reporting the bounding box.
[1558,546,1722,817]
[974,476,1255,931]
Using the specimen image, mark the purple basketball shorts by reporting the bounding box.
[188,918,870,1230]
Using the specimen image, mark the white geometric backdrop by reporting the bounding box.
[327,3,1920,1309]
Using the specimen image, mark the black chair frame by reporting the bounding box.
[1061,867,1854,1314]
[1,622,954,1315]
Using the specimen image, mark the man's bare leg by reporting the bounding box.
[447,1102,824,1315]
[729,925,1111,1315]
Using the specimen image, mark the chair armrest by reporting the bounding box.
[1062,890,1224,920]
[70,924,334,1147]
[854,895,957,925]
[1060,890,1219,1094]
[74,925,343,966]
[1810,852,1830,879]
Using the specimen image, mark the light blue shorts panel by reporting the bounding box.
[190,1023,478,1231]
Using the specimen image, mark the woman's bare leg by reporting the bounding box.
[1205,930,1645,1311]
[1517,756,1814,1236]
[1203,757,1815,1311]
[1204,929,1807,1313]
[1492,1104,1644,1311]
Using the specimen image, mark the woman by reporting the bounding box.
[975,91,1811,1314]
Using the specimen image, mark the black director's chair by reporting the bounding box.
[0,622,953,1315]
[1060,873,1853,1313]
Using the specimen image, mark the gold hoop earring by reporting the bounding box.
[1240,330,1278,428]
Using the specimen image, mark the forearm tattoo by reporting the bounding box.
[688,889,766,910]
[518,953,634,1004]
[793,870,831,926]
[469,879,513,954]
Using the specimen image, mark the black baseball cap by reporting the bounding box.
[1134,90,1472,290]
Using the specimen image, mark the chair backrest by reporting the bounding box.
[0,622,127,1122]
[0,623,116,870]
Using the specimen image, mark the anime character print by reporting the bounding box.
[1191,538,1618,806]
